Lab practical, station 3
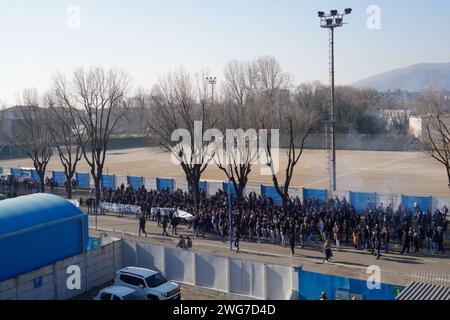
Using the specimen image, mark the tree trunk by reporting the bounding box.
[94,176,101,209]
[39,175,45,194]
[66,173,73,199]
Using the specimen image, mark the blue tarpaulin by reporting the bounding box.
[76,173,90,189]
[157,178,174,192]
[261,185,283,205]
[401,195,431,213]
[128,176,144,190]
[52,171,65,186]
[101,175,115,189]
[350,191,377,213]
[303,188,328,201]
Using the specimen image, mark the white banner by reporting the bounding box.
[100,202,142,214]
[151,207,194,221]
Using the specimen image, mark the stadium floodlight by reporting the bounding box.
[206,76,217,105]
[317,9,352,192]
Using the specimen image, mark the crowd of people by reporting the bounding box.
[99,183,449,259]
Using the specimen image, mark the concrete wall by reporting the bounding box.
[0,240,122,300]
[122,240,294,300]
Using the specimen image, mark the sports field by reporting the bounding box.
[1,147,449,197]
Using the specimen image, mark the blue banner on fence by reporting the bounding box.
[303,188,328,201]
[101,175,115,189]
[52,171,65,186]
[401,195,431,213]
[76,172,89,189]
[128,176,143,190]
[350,191,377,213]
[157,178,174,192]
[261,185,283,205]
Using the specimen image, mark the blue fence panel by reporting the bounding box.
[296,269,403,300]
[128,176,144,190]
[76,173,90,189]
[401,195,431,213]
[31,170,40,182]
[156,178,174,193]
[11,168,21,178]
[199,181,207,194]
[261,185,283,205]
[223,182,237,198]
[303,188,328,201]
[350,191,377,213]
[101,175,116,190]
[52,171,65,186]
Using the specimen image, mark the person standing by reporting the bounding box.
[162,216,169,236]
[138,214,148,238]
[289,232,296,256]
[400,230,410,255]
[234,230,240,254]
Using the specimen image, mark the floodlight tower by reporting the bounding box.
[318,8,352,192]
[206,76,217,105]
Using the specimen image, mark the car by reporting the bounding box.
[114,267,181,300]
[94,286,146,300]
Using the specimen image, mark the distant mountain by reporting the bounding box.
[352,63,450,92]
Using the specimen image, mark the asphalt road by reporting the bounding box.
[88,213,450,286]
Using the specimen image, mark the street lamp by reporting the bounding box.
[317,8,352,192]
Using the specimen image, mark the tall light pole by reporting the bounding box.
[318,8,352,192]
[206,76,232,252]
[206,76,217,105]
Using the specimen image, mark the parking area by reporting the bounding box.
[74,281,239,301]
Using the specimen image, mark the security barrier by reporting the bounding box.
[101,175,115,189]
[128,176,144,190]
[223,182,237,198]
[401,195,432,212]
[261,185,283,205]
[303,188,328,201]
[75,172,89,189]
[156,178,174,192]
[350,191,377,213]
[52,171,65,186]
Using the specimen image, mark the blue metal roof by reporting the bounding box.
[0,194,84,236]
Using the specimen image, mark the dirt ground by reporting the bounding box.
[1,147,449,196]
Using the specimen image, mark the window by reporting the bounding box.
[146,273,167,288]
[120,274,146,287]
[100,293,112,300]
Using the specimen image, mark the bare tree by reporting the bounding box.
[53,67,130,206]
[9,89,53,192]
[45,92,83,199]
[420,88,450,190]
[138,68,216,209]
[262,92,318,213]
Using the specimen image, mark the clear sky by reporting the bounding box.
[0,0,449,105]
